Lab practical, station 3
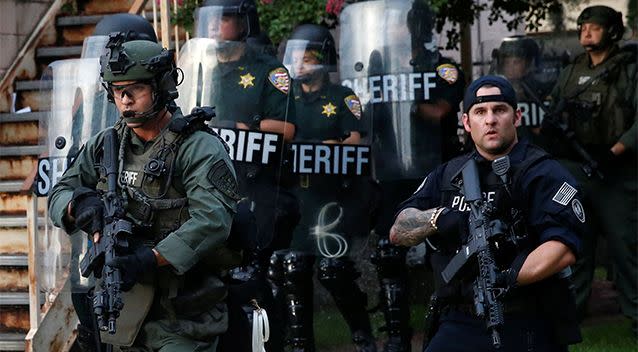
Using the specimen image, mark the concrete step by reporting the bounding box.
[0,112,46,123]
[0,216,46,228]
[36,46,82,59]
[0,333,25,352]
[0,255,28,267]
[0,146,44,157]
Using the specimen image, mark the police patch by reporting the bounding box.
[268,67,290,94]
[436,64,458,84]
[344,94,362,119]
[552,182,577,206]
[207,160,240,201]
[572,198,586,223]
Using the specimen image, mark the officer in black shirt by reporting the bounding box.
[390,75,583,351]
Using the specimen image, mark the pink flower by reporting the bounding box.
[326,0,345,16]
[260,0,274,4]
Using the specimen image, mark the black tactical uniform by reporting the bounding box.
[398,140,584,352]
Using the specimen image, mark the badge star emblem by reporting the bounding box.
[322,102,337,117]
[239,73,255,88]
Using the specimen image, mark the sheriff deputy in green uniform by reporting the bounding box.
[48,39,238,351]
[546,5,637,334]
[192,1,298,351]
[277,24,377,352]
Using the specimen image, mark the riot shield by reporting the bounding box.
[34,58,114,318]
[177,6,299,351]
[480,35,575,134]
[339,0,443,181]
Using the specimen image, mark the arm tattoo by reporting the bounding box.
[389,207,439,247]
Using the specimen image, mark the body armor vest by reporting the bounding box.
[430,144,550,299]
[561,48,636,146]
[97,122,191,245]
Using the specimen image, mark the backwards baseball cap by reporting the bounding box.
[463,75,517,113]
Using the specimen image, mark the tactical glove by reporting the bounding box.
[106,246,157,292]
[435,208,469,238]
[71,187,105,236]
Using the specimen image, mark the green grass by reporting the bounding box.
[312,304,637,351]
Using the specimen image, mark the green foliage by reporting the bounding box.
[429,0,571,49]
[256,0,327,45]
[172,0,200,34]
[570,317,637,352]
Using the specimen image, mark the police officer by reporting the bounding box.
[339,2,465,350]
[547,5,637,332]
[67,15,160,351]
[278,24,376,352]
[48,39,237,351]
[390,75,584,351]
[189,1,298,351]
[493,36,551,141]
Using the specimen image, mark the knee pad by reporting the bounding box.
[283,251,315,286]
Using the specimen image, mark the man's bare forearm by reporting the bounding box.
[389,207,439,246]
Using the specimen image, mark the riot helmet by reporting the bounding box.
[100,37,179,124]
[496,36,540,80]
[283,24,336,84]
[246,32,276,56]
[406,0,437,67]
[83,14,157,58]
[194,0,260,40]
[577,5,625,49]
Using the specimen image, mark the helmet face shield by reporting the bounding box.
[195,6,248,42]
[283,40,331,81]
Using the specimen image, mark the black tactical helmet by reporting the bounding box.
[200,0,260,38]
[288,24,337,66]
[101,38,179,106]
[94,13,158,42]
[577,5,625,43]
[498,36,540,62]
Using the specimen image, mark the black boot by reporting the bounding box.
[283,251,316,351]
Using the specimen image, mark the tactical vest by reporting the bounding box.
[430,144,551,299]
[560,48,637,146]
[96,121,192,245]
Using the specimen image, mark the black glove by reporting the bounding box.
[71,187,105,236]
[106,246,157,292]
[435,208,469,238]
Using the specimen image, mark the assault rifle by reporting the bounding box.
[441,157,513,349]
[533,49,635,180]
[521,80,603,180]
[80,128,132,334]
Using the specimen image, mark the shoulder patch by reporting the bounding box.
[344,94,362,120]
[207,160,240,201]
[552,182,577,206]
[436,63,458,84]
[268,67,290,94]
[571,198,586,223]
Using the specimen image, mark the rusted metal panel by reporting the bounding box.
[0,306,30,333]
[0,121,39,146]
[0,156,37,181]
[0,193,29,215]
[25,280,77,352]
[0,267,28,291]
[0,228,28,254]
[18,90,50,113]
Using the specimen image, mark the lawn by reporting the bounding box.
[312,305,637,351]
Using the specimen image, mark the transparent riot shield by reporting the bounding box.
[340,0,442,181]
[34,58,114,310]
[481,35,574,133]
[81,35,109,59]
[177,6,298,351]
[280,36,378,350]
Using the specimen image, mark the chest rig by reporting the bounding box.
[562,50,636,146]
[97,110,226,245]
[431,145,550,296]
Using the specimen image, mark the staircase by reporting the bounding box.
[0,1,155,350]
